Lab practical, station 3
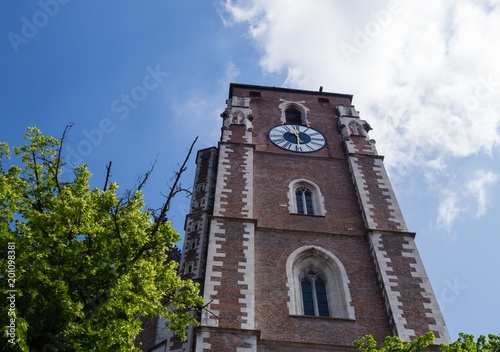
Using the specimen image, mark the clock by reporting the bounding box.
[268,124,326,153]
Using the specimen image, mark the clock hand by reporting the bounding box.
[290,129,303,146]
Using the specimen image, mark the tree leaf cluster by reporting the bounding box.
[353,332,500,352]
[0,128,203,351]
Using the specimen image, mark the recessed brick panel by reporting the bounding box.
[254,153,366,235]
[254,230,392,346]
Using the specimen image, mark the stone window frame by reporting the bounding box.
[278,100,310,126]
[288,179,326,216]
[286,245,355,320]
[184,261,194,275]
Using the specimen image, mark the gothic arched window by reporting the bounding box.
[288,179,326,216]
[285,246,356,320]
[279,101,310,126]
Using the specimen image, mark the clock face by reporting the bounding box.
[268,124,326,153]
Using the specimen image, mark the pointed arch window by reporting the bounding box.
[286,246,356,320]
[288,179,326,216]
[279,101,310,125]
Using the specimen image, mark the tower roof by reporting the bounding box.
[228,82,353,101]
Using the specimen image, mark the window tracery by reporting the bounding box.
[288,179,326,216]
[301,269,330,317]
[285,245,355,319]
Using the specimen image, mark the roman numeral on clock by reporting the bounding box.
[272,138,286,144]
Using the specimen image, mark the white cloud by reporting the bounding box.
[219,0,265,26]
[217,61,240,87]
[466,170,498,217]
[220,0,500,172]
[436,169,498,232]
[220,0,500,235]
[436,192,464,234]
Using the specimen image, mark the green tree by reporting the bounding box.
[353,332,500,352]
[353,331,435,352]
[0,127,203,351]
[440,333,500,352]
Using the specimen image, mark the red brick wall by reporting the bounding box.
[198,329,257,352]
[254,153,366,234]
[207,219,252,329]
[232,86,351,160]
[254,229,392,346]
[187,84,449,351]
[354,155,406,232]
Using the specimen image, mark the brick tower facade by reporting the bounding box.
[150,83,450,351]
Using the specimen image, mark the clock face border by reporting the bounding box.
[268,124,327,153]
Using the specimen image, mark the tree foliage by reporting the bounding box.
[0,127,203,351]
[441,333,500,352]
[353,331,435,352]
[353,332,500,352]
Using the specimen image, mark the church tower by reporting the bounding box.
[155,83,450,351]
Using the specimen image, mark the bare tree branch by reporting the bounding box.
[155,136,198,231]
[85,137,199,316]
[130,136,198,264]
[103,161,112,192]
[54,123,74,193]
[136,156,158,193]
[200,297,220,323]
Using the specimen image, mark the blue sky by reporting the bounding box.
[1,0,499,341]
